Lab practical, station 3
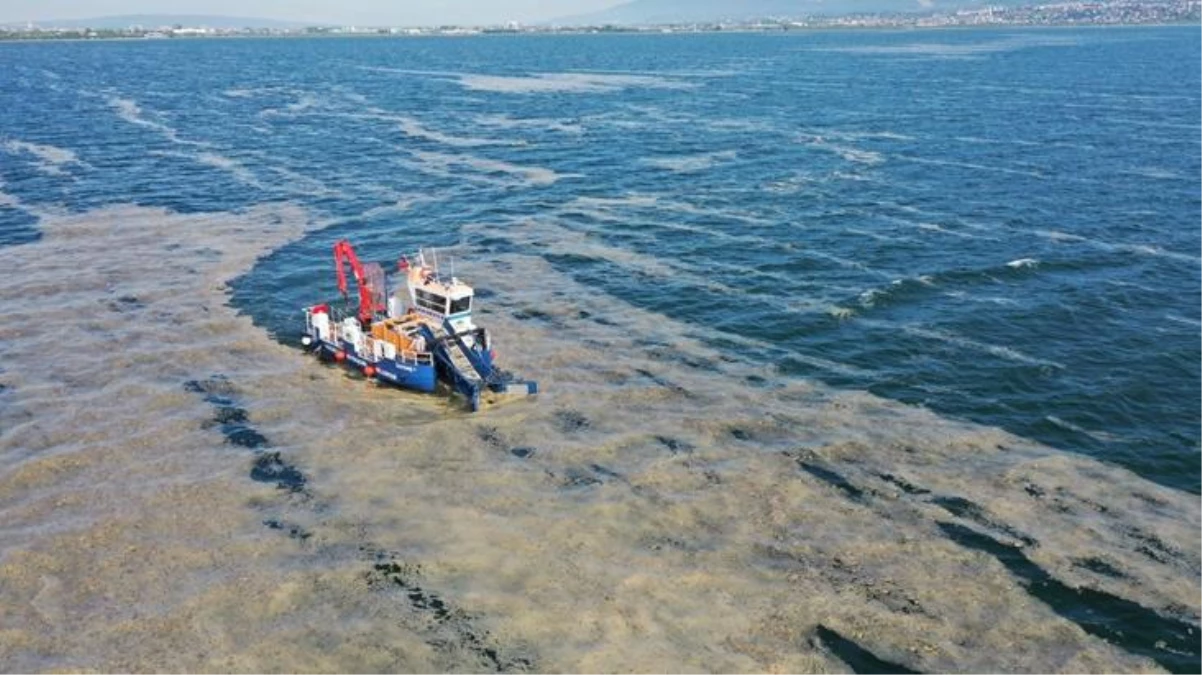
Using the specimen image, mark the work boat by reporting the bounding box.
[301,240,537,412]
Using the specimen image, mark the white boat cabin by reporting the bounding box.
[391,250,477,334]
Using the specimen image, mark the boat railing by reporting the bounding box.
[399,349,433,366]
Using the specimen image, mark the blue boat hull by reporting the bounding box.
[315,338,437,393]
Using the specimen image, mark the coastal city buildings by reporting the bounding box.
[1,0,1198,39]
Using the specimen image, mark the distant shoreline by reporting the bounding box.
[0,20,1198,43]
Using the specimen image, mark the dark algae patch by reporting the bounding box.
[728,427,753,441]
[185,375,269,449]
[1023,481,1114,516]
[1024,477,1196,571]
[477,425,506,451]
[512,308,554,324]
[938,521,1201,673]
[554,409,591,433]
[769,453,1200,672]
[477,425,536,459]
[1072,556,1128,580]
[250,452,307,492]
[209,404,248,426]
[185,376,535,671]
[184,375,307,489]
[876,472,930,496]
[106,294,145,312]
[588,463,624,481]
[931,495,1036,547]
[633,367,692,397]
[559,469,603,489]
[1122,524,1194,570]
[183,375,237,398]
[555,463,627,490]
[365,550,534,673]
[654,435,694,455]
[263,519,312,541]
[225,426,270,450]
[815,625,921,674]
[785,450,867,503]
[759,544,930,619]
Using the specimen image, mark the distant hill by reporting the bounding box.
[8,15,313,30]
[552,0,1029,25]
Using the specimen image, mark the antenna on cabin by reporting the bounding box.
[450,256,455,282]
[432,248,440,279]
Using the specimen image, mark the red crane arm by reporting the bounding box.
[333,240,377,325]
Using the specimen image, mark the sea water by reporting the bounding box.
[0,27,1198,672]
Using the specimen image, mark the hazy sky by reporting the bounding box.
[1,0,624,25]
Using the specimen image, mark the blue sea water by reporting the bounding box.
[2,27,1197,493]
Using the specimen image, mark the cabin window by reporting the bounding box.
[414,289,447,313]
[449,296,472,315]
